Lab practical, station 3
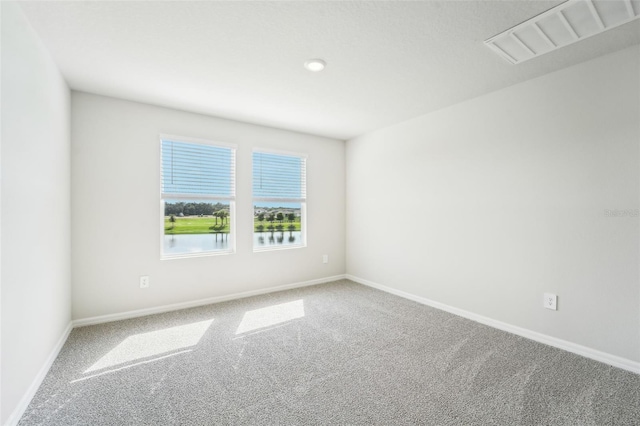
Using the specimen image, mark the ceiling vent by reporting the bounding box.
[485,0,640,64]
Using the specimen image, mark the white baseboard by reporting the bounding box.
[346,274,640,375]
[73,274,347,327]
[5,321,73,426]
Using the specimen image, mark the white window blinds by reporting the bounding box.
[252,151,306,202]
[161,138,235,200]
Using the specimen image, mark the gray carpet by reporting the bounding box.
[19,280,640,425]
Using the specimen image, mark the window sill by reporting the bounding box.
[161,250,234,260]
[253,244,306,253]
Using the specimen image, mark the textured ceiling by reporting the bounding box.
[18,1,640,140]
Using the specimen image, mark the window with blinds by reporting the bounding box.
[252,150,307,250]
[161,136,236,258]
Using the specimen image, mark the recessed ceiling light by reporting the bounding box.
[485,0,640,65]
[304,59,326,72]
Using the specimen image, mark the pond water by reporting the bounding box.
[163,233,230,255]
[254,231,302,248]
[163,231,302,255]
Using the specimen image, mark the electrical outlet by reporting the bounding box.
[323,255,329,264]
[140,276,150,289]
[543,293,557,310]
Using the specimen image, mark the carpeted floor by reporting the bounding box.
[19,280,640,425]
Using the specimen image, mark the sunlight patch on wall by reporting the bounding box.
[85,319,213,373]
[235,300,304,335]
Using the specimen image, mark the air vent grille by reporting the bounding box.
[485,0,640,64]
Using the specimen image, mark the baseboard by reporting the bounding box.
[345,274,640,375]
[73,274,347,327]
[5,321,73,426]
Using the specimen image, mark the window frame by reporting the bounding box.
[252,148,307,252]
[160,134,237,260]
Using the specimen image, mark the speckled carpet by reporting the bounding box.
[19,280,640,425]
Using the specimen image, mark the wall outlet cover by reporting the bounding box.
[140,275,150,289]
[543,293,557,310]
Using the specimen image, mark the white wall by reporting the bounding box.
[346,46,640,363]
[1,2,71,423]
[71,92,345,320]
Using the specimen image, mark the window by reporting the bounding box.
[253,150,307,250]
[161,135,235,258]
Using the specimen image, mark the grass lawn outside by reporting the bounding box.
[164,216,229,234]
[164,216,301,234]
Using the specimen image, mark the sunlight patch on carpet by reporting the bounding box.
[85,319,213,373]
[235,299,304,335]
